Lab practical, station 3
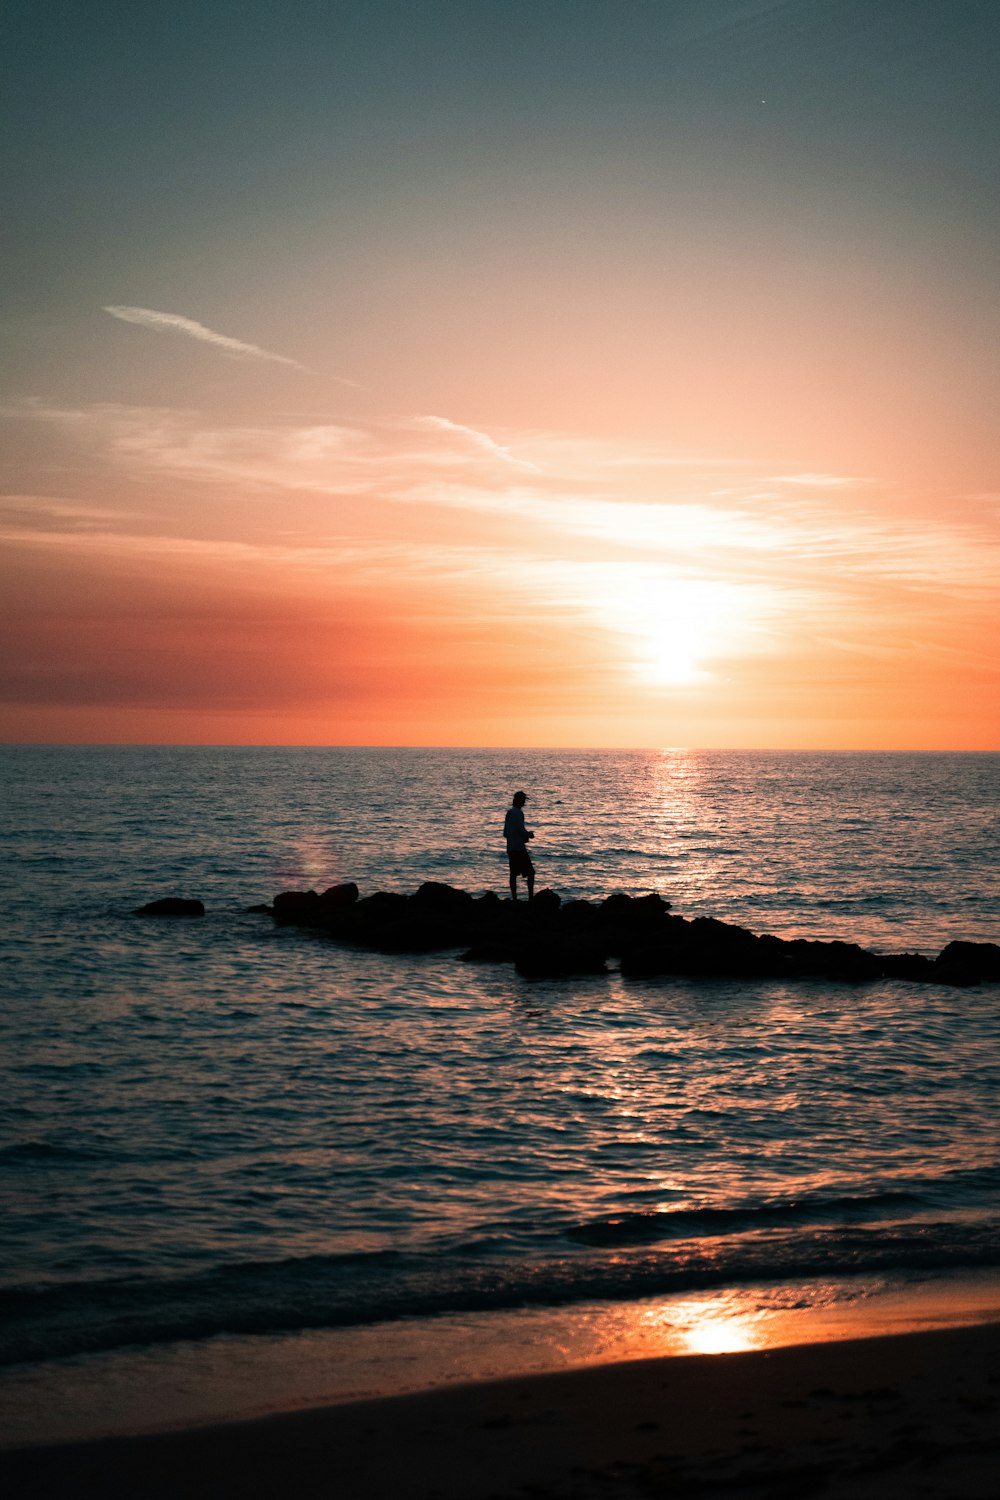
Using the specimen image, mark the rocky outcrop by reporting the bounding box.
[261,882,999,987]
[272,882,359,925]
[934,940,1000,987]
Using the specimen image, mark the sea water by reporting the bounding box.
[1,747,998,1442]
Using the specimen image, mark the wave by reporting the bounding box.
[4,1211,999,1370]
[565,1190,928,1245]
[0,1140,109,1165]
[0,1138,202,1166]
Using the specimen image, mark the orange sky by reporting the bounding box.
[2,3,998,748]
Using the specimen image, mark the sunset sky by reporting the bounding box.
[2,0,998,747]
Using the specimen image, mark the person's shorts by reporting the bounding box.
[507,849,535,877]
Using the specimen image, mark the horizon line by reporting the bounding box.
[1,742,996,754]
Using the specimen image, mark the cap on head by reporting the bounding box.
[513,790,527,806]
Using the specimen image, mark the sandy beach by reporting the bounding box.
[4,1320,999,1499]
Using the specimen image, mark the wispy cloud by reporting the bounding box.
[0,494,140,532]
[103,305,307,370]
[5,398,999,726]
[414,415,541,472]
[768,473,869,488]
[9,400,1000,661]
[13,402,536,495]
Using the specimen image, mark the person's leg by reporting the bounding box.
[526,872,534,901]
[510,869,518,900]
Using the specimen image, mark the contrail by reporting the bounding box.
[104,304,306,369]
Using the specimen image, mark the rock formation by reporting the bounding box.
[261,881,1000,988]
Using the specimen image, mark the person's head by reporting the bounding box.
[512,790,527,807]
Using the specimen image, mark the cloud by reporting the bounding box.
[769,473,869,488]
[9,401,537,497]
[0,494,142,534]
[414,415,541,472]
[4,399,998,739]
[8,399,1000,620]
[103,305,307,370]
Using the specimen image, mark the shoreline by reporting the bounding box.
[4,1316,1000,1498]
[3,1270,999,1451]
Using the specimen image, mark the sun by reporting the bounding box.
[642,630,707,686]
[618,578,738,687]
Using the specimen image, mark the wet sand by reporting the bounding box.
[4,1320,999,1498]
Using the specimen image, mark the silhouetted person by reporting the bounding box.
[504,790,535,901]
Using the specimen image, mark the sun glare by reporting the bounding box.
[610,578,746,687]
[629,1294,766,1356]
[681,1316,760,1355]
[644,632,705,686]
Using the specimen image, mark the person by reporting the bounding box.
[503,789,535,901]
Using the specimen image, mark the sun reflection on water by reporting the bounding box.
[631,1292,768,1356]
[681,1314,760,1355]
[273,832,340,890]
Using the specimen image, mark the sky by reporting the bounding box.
[2,0,998,748]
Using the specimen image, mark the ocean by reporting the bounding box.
[2,746,998,1444]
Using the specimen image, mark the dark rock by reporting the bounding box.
[561,899,597,926]
[783,938,882,983]
[518,888,562,929]
[620,914,783,980]
[323,890,408,943]
[135,897,204,917]
[327,890,472,952]
[632,891,672,919]
[352,890,409,923]
[687,916,770,969]
[365,916,461,953]
[410,881,475,915]
[599,893,637,923]
[937,940,1000,981]
[515,935,608,979]
[319,882,359,909]
[245,903,272,914]
[263,880,996,990]
[929,959,982,988]
[596,894,680,958]
[598,891,671,924]
[272,884,358,928]
[879,952,936,982]
[621,937,780,981]
[619,943,691,979]
[530,888,562,916]
[272,889,322,925]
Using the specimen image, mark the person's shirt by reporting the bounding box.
[504,806,529,851]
